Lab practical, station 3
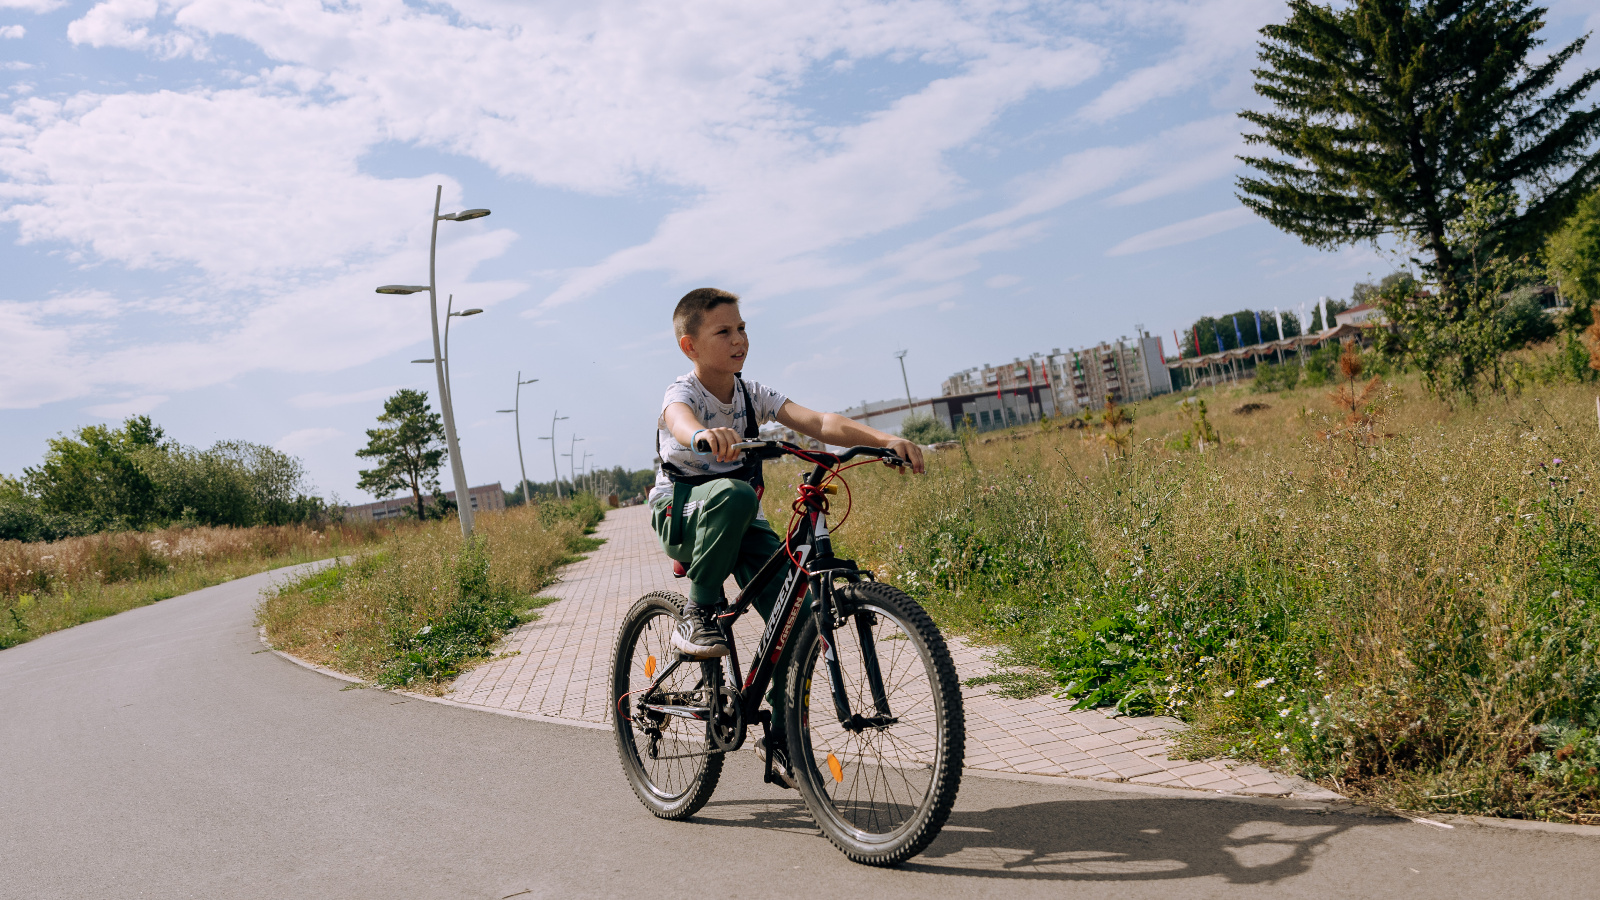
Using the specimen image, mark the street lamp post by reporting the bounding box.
[894,349,916,423]
[580,451,594,494]
[538,412,570,499]
[443,295,483,401]
[566,435,584,488]
[496,372,539,507]
[376,186,490,539]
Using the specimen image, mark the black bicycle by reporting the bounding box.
[610,440,964,866]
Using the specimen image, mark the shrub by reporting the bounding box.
[1252,362,1301,393]
[258,503,597,690]
[901,414,956,444]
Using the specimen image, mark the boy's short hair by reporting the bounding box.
[673,288,740,339]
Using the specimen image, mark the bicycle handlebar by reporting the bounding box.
[692,438,906,467]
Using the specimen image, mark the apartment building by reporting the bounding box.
[929,333,1173,433]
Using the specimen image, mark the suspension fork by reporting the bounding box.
[813,575,854,726]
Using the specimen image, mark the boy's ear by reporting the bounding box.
[678,333,697,360]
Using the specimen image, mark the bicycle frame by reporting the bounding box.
[633,443,900,752]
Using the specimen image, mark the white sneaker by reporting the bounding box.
[671,603,730,659]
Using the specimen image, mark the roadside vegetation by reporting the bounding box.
[763,340,1600,824]
[2,416,331,542]
[257,495,604,692]
[0,520,396,650]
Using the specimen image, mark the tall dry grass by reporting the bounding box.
[772,353,1600,821]
[257,501,601,691]
[0,520,396,649]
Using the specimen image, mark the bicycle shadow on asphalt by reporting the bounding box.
[694,794,1388,884]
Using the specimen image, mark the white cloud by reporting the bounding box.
[1105,115,1245,206]
[290,386,400,409]
[1105,206,1255,256]
[0,24,24,38]
[0,89,449,281]
[0,0,1269,413]
[84,394,168,418]
[0,1,63,12]
[68,0,204,59]
[275,426,342,455]
[1079,0,1278,123]
[984,274,1021,289]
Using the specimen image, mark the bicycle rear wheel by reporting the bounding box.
[785,581,963,866]
[611,590,723,819]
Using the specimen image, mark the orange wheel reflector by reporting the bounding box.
[827,753,844,782]
[645,655,656,678]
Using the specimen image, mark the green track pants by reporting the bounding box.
[651,478,809,715]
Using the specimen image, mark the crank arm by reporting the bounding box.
[640,703,713,720]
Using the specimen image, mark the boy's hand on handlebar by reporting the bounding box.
[885,438,925,474]
[693,426,744,463]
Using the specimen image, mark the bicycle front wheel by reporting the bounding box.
[611,590,723,819]
[785,581,963,866]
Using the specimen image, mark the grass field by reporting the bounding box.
[258,496,605,692]
[757,343,1600,823]
[0,519,401,650]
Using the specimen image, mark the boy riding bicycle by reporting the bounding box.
[650,288,924,764]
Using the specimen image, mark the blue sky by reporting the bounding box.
[3,0,1597,502]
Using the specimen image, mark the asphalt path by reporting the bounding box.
[2,563,1596,899]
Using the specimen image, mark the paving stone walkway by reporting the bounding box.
[448,505,1336,799]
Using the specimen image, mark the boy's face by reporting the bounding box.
[680,303,748,376]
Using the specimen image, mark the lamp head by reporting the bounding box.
[451,308,484,317]
[412,358,437,364]
[378,285,428,295]
[520,377,539,385]
[894,349,908,359]
[497,409,515,414]
[443,208,491,222]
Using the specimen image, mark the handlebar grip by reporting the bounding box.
[694,438,712,452]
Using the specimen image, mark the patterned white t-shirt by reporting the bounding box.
[649,373,787,510]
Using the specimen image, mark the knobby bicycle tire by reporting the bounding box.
[611,590,724,819]
[785,581,964,866]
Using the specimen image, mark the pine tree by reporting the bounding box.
[356,389,447,519]
[1238,0,1600,295]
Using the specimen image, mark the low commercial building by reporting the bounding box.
[343,482,506,522]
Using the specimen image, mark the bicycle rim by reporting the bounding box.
[789,584,962,864]
[612,592,722,818]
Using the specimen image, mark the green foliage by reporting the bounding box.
[1252,362,1301,393]
[1183,309,1302,357]
[507,467,656,505]
[1377,184,1544,399]
[1526,714,1600,796]
[1498,288,1560,347]
[535,492,606,533]
[1045,610,1161,714]
[1239,0,1600,283]
[24,416,166,530]
[1546,188,1600,330]
[356,389,447,520]
[138,439,324,527]
[5,417,324,539]
[900,414,956,444]
[1170,397,1222,450]
[378,540,528,687]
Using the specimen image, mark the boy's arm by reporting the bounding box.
[776,401,925,474]
[662,401,744,463]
